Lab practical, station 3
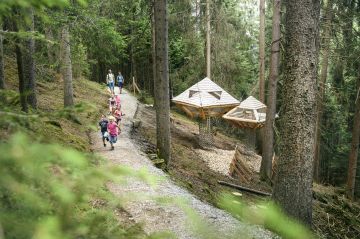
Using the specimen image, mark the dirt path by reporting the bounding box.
[92,87,273,239]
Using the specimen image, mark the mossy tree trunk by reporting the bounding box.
[154,0,171,167]
[260,0,281,182]
[272,0,320,226]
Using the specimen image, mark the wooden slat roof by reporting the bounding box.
[172,77,240,108]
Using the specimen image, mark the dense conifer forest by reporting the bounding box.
[0,0,359,238]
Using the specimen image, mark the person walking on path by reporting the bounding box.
[115,93,121,108]
[99,114,109,147]
[108,93,116,114]
[116,71,124,94]
[107,116,120,150]
[106,69,115,94]
[114,104,125,125]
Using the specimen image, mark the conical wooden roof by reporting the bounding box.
[172,77,240,108]
[222,96,267,129]
[239,96,266,110]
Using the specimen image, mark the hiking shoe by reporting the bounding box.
[111,145,114,150]
[103,143,106,147]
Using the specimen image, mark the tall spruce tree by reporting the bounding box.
[272,0,320,225]
[154,0,171,167]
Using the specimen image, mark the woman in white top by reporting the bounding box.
[106,69,115,94]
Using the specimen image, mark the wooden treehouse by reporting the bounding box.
[223,96,267,182]
[222,96,267,129]
[172,77,240,147]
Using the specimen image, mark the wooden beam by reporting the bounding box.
[218,181,272,197]
[181,105,194,118]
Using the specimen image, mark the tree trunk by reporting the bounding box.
[45,27,55,65]
[259,0,266,103]
[205,0,211,79]
[313,0,333,182]
[272,0,320,226]
[60,25,74,107]
[260,0,281,182]
[151,0,156,97]
[12,17,28,112]
[154,0,171,167]
[346,74,360,200]
[0,22,5,89]
[23,8,37,109]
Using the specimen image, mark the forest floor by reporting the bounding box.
[92,87,273,239]
[132,96,360,239]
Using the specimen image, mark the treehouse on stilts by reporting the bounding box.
[222,96,267,181]
[223,96,267,147]
[172,77,240,147]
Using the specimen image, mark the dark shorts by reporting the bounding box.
[101,131,109,140]
[118,82,123,88]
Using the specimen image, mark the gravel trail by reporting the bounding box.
[92,87,273,239]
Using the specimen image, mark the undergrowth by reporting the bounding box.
[0,61,149,238]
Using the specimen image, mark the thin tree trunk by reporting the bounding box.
[45,27,54,65]
[0,22,5,89]
[154,0,171,167]
[206,0,211,79]
[346,74,360,200]
[130,6,136,83]
[259,0,266,103]
[313,0,333,182]
[12,17,28,112]
[260,0,281,182]
[23,8,37,109]
[151,0,156,97]
[60,25,74,107]
[272,0,320,226]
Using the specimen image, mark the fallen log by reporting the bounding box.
[218,180,272,197]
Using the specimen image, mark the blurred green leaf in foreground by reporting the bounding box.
[0,133,148,239]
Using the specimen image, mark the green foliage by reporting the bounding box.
[71,42,90,78]
[0,133,149,239]
[0,0,86,14]
[219,194,314,239]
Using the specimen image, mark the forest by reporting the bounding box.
[0,0,359,238]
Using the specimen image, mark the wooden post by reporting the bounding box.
[133,76,136,95]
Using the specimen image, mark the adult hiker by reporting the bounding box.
[116,71,124,94]
[99,114,109,147]
[107,116,120,150]
[106,69,115,94]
